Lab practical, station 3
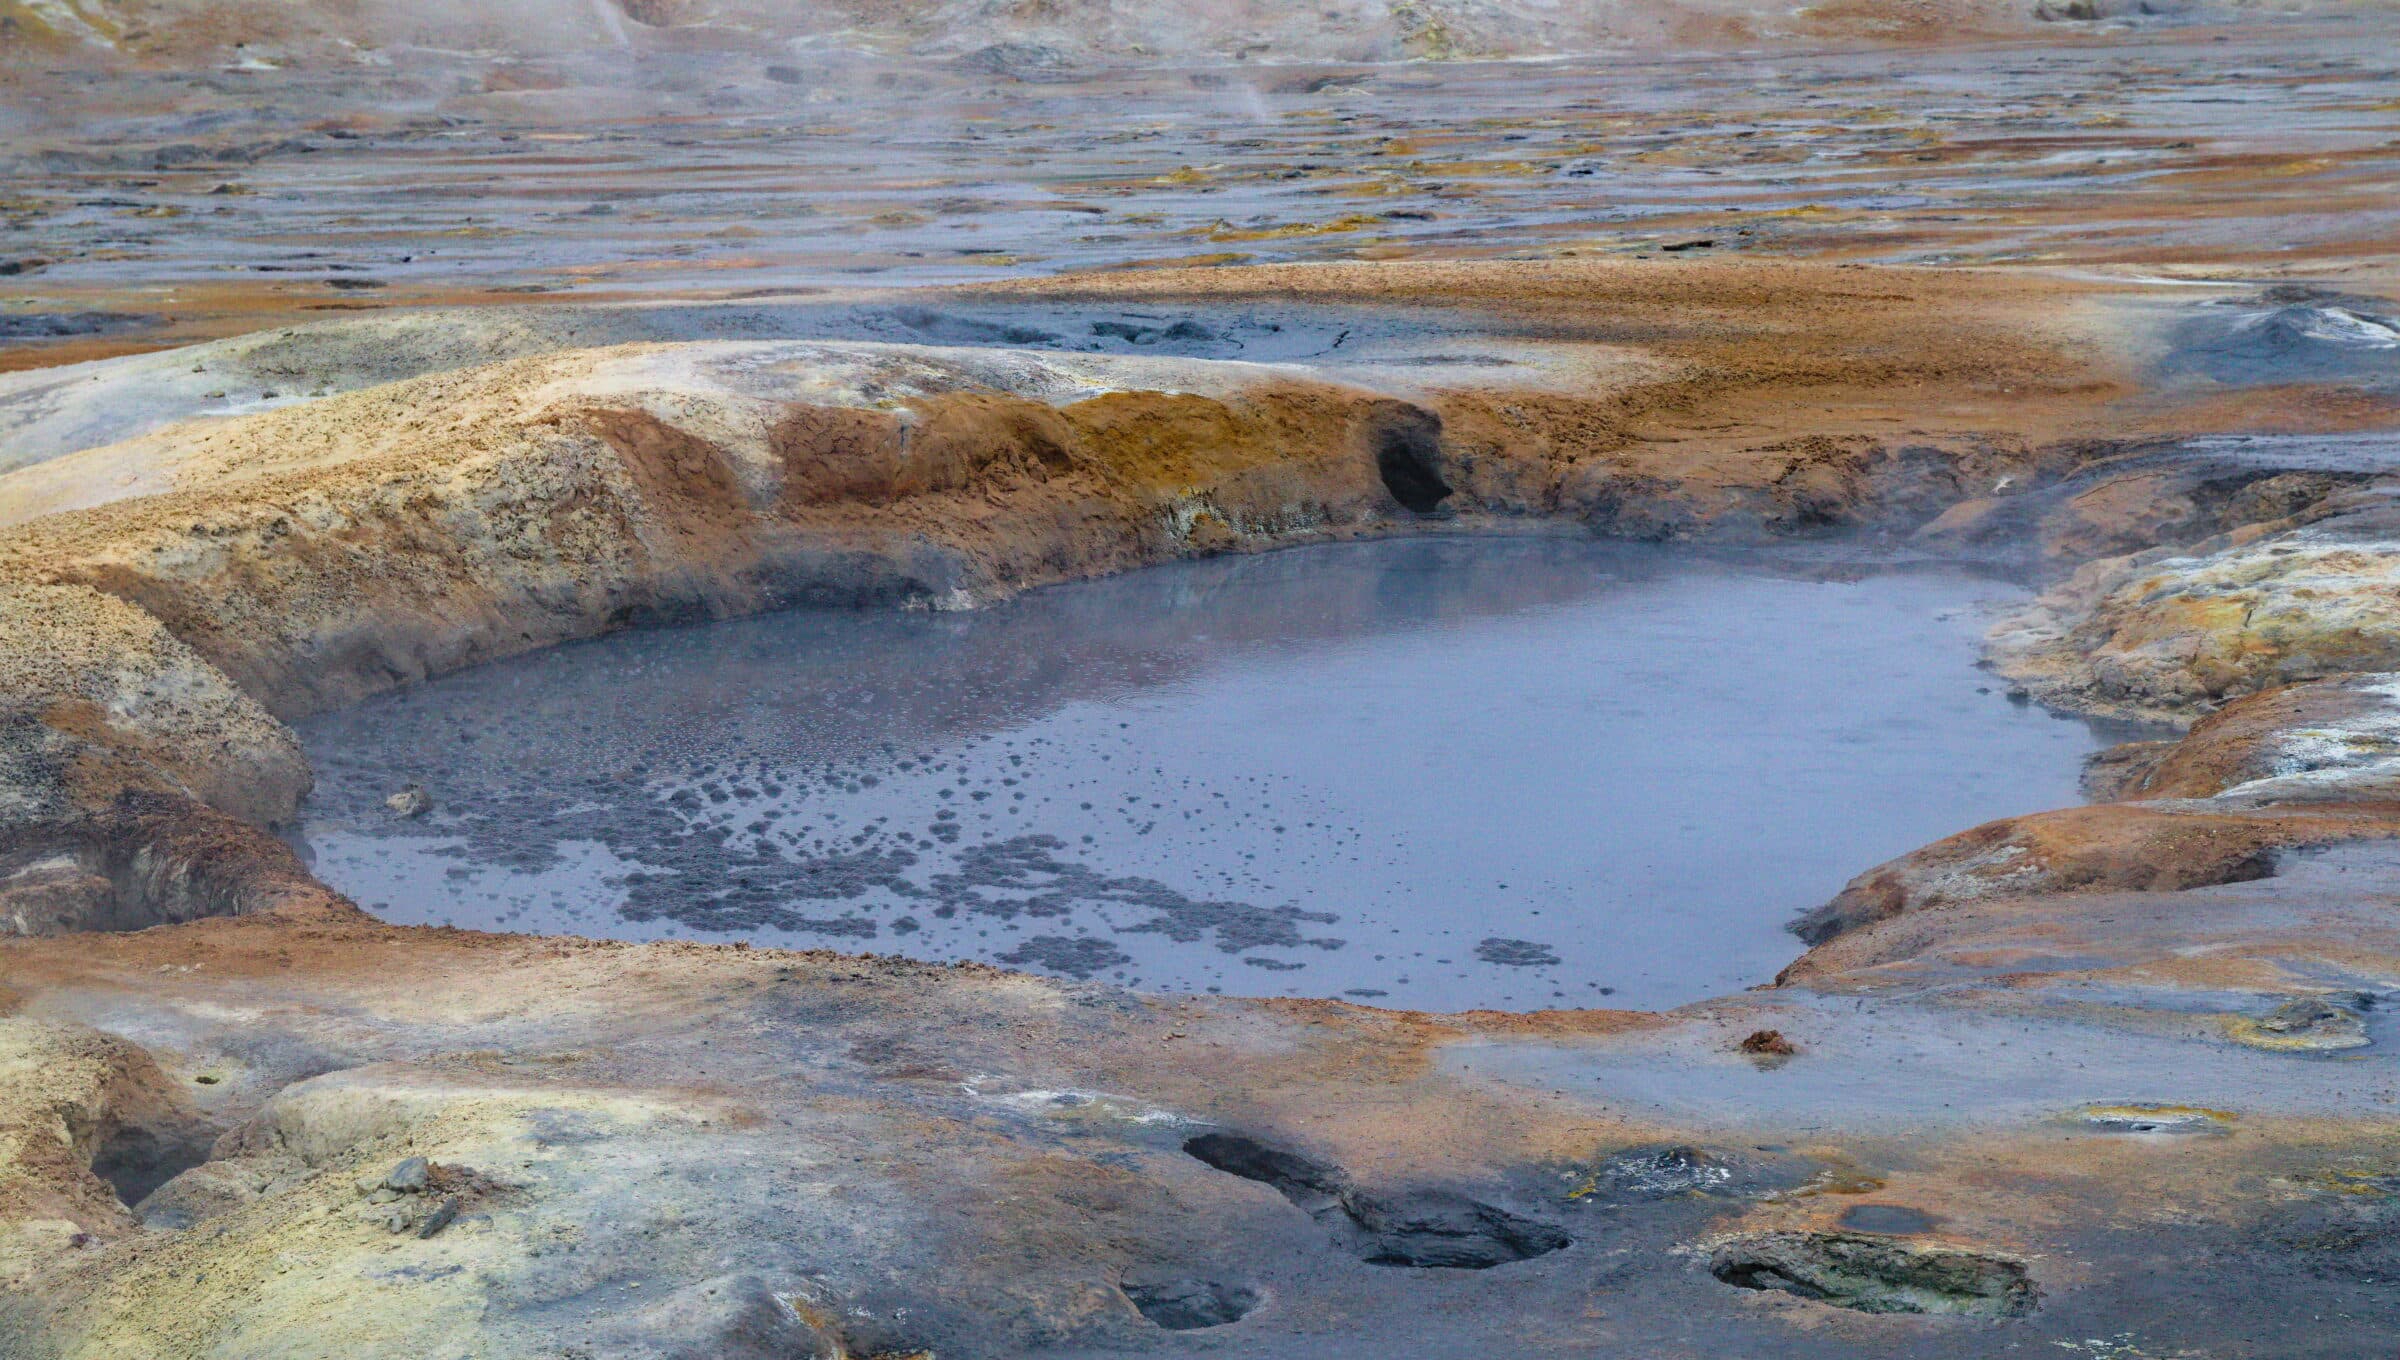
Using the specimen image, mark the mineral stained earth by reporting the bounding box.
[7,2,2400,1357]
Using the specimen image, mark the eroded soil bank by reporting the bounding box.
[3,207,2400,1358]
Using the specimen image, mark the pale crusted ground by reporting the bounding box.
[1,251,2399,1353]
[1,14,2400,1338]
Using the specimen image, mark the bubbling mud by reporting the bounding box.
[294,537,2123,1009]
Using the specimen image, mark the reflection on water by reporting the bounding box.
[296,537,2118,1010]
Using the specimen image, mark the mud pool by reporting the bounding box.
[295,539,2122,1010]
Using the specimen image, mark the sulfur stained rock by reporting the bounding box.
[1707,1230,2038,1317]
[1992,506,2400,724]
[2223,993,2374,1053]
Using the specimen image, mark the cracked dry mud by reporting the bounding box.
[7,4,2400,1358]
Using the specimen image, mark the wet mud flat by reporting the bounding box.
[297,536,2121,1010]
[5,17,2398,355]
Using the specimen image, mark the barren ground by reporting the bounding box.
[6,8,2400,1358]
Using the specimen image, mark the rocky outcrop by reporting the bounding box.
[0,343,1474,720]
[2123,672,2400,803]
[1706,1230,2038,1317]
[1991,493,2400,724]
[0,585,306,828]
[1790,668,2400,947]
[1785,800,2386,945]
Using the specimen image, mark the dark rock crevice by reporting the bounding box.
[91,1117,218,1211]
[1183,1131,1569,1269]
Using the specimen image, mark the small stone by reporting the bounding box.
[1737,1029,1798,1060]
[384,786,432,818]
[383,1156,431,1193]
[415,1197,461,1239]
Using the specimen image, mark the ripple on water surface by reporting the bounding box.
[295,538,2120,1010]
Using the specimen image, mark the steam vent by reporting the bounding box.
[7,1,2400,1355]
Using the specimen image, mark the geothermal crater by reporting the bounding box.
[8,10,2400,1355]
[296,537,2119,1009]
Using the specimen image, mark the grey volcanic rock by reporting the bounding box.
[1709,1231,2038,1317]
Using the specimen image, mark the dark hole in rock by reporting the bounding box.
[1122,1277,1260,1330]
[1344,1188,1573,1268]
[2220,848,2283,888]
[1365,404,1451,513]
[91,1121,216,1210]
[1182,1131,1569,1269]
[1709,1231,2037,1317]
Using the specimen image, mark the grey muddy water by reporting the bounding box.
[295,538,2121,1010]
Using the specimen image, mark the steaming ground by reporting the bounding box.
[295,538,2120,1009]
[7,16,2400,371]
